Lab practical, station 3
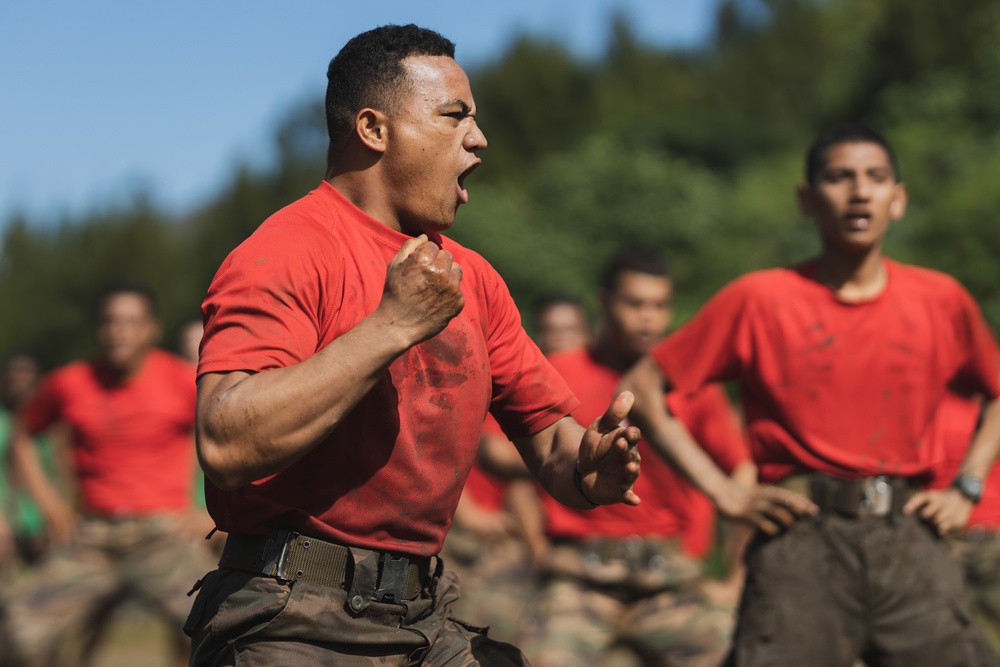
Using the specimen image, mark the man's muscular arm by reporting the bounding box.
[197,236,464,490]
[620,356,816,534]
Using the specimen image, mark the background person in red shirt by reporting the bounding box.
[3,285,215,667]
[187,24,640,667]
[621,123,1000,667]
[532,293,590,356]
[518,246,752,667]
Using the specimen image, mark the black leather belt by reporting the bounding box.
[218,530,429,602]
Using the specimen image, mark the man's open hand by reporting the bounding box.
[715,482,818,535]
[577,391,642,506]
[904,488,973,535]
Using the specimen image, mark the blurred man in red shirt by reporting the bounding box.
[5,285,215,666]
[519,246,752,667]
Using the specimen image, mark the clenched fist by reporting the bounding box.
[377,235,465,346]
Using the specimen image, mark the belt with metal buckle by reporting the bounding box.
[807,474,914,518]
[555,536,681,568]
[218,529,429,602]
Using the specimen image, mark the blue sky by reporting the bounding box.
[0,1,720,224]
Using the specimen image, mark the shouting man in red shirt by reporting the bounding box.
[186,24,640,666]
[621,124,1000,666]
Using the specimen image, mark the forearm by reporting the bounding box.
[650,411,734,501]
[621,357,731,503]
[197,311,415,490]
[514,417,591,509]
[506,479,549,563]
[9,423,69,518]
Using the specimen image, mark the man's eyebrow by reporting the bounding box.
[441,99,473,115]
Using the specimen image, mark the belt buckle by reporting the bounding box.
[859,477,892,517]
[618,535,643,563]
[375,553,410,603]
[262,529,296,579]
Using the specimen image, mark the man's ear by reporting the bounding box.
[889,182,908,220]
[355,108,389,153]
[795,182,816,217]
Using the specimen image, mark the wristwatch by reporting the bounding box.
[951,473,984,504]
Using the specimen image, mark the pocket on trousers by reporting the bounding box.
[183,570,218,638]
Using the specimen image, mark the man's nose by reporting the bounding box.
[465,124,487,151]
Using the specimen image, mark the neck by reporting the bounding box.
[815,245,886,302]
[97,354,145,384]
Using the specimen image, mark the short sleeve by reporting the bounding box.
[198,224,337,377]
[651,277,755,393]
[483,270,579,439]
[951,286,1000,400]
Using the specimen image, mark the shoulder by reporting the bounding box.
[439,235,509,305]
[241,198,337,255]
[439,236,493,280]
[886,260,980,318]
[735,265,809,291]
[46,360,91,386]
[708,267,805,307]
[27,360,90,404]
[888,259,967,295]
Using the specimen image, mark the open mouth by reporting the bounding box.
[845,212,871,231]
[457,162,480,204]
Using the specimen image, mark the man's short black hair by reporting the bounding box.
[98,283,158,317]
[805,123,900,187]
[600,246,671,293]
[325,24,455,162]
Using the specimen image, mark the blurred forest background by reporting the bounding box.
[4,0,1000,367]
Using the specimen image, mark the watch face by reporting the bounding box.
[955,475,984,503]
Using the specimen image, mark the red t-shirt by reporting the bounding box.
[926,392,1000,529]
[542,347,748,546]
[20,350,197,515]
[651,259,1000,484]
[199,182,578,557]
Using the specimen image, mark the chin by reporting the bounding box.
[402,216,454,237]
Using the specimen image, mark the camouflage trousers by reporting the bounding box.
[442,525,536,644]
[954,530,1000,651]
[727,514,998,667]
[518,539,734,667]
[185,547,530,666]
[2,514,215,666]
